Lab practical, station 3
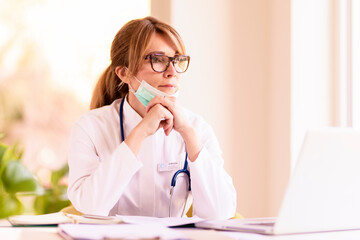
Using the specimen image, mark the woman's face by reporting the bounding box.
[131,33,181,95]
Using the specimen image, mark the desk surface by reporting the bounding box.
[2,220,360,240]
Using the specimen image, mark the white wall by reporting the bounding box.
[291,0,333,169]
[267,0,291,217]
[150,0,349,218]
[151,0,291,218]
[153,0,344,217]
[229,0,270,217]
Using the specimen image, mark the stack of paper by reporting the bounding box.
[8,212,122,226]
[58,223,185,240]
[8,212,205,239]
[118,215,204,227]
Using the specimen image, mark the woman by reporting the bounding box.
[67,16,236,219]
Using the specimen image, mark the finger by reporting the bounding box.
[146,103,173,127]
[160,108,174,135]
[146,95,165,113]
[146,95,175,113]
[162,111,173,131]
[158,118,172,136]
[168,96,176,103]
[163,119,173,135]
[160,121,171,136]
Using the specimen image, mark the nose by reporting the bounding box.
[164,61,177,78]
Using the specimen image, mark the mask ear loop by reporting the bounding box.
[117,81,127,92]
[124,67,141,93]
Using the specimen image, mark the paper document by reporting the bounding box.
[117,215,204,227]
[58,223,185,240]
[8,212,122,226]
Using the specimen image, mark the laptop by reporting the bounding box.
[196,127,360,235]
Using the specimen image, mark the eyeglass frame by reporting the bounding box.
[144,53,190,73]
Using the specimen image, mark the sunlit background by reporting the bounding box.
[0,0,149,181]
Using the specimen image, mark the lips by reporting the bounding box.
[159,84,175,88]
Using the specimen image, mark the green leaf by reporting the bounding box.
[0,143,7,166]
[34,189,70,214]
[1,160,38,194]
[0,143,21,170]
[0,193,23,219]
[51,164,69,187]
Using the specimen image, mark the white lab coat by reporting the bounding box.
[67,98,236,219]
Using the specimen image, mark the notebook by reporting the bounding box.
[196,128,360,235]
[8,212,122,226]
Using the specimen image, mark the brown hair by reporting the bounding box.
[90,16,186,109]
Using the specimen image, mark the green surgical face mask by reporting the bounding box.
[129,77,179,107]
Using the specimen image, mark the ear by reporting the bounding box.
[115,66,130,84]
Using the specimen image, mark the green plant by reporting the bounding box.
[34,164,70,214]
[0,135,70,218]
[0,139,43,218]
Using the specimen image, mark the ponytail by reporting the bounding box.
[90,66,128,109]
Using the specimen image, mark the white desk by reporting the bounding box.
[2,220,360,240]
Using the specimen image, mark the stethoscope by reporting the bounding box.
[119,96,191,217]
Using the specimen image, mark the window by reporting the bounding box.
[291,0,358,167]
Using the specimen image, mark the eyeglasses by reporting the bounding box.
[145,54,190,73]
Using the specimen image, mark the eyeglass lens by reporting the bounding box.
[151,55,189,73]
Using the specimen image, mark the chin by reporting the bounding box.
[159,88,177,95]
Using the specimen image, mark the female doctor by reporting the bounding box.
[67,16,236,219]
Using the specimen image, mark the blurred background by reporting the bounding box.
[0,0,359,218]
